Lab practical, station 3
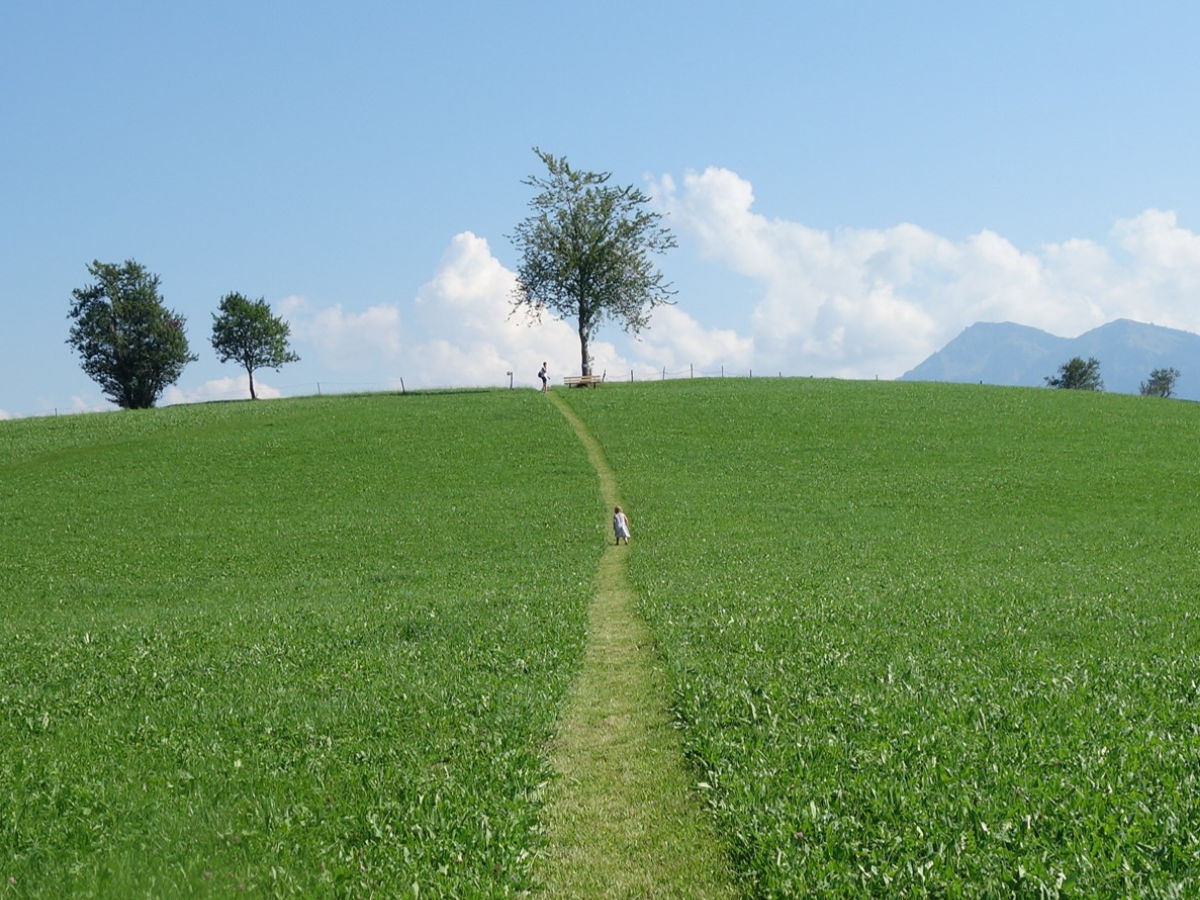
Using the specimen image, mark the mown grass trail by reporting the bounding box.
[11,378,1199,896]
[567,377,1200,897]
[537,391,736,898]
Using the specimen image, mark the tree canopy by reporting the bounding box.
[509,148,676,377]
[1140,366,1180,398]
[67,259,197,409]
[210,293,300,400]
[1045,356,1104,391]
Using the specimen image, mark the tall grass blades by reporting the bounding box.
[0,392,599,897]
[565,378,1200,897]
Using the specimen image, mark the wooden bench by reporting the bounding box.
[563,373,605,388]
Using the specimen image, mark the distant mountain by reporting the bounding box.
[899,319,1200,400]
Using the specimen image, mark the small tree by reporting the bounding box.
[1045,356,1104,391]
[67,259,197,409]
[509,148,676,377]
[1140,366,1180,398]
[210,293,299,400]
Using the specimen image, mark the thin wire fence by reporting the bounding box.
[5,367,812,420]
[615,364,792,382]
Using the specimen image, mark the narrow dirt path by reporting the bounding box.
[537,392,737,899]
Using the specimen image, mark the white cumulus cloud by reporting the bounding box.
[656,167,1200,378]
[276,231,751,390]
[407,232,587,386]
[271,182,1200,392]
[637,304,753,376]
[281,296,405,372]
[163,376,283,406]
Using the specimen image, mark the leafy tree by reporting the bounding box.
[211,293,300,400]
[510,148,676,377]
[1140,366,1180,398]
[67,259,198,409]
[1045,356,1104,391]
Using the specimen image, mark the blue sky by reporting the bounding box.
[4,1,1200,417]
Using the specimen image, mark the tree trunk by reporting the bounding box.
[578,321,591,377]
[247,366,258,400]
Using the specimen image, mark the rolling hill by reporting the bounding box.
[6,381,1200,895]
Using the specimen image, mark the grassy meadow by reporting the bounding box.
[565,378,1200,897]
[0,392,601,896]
[4,378,1200,897]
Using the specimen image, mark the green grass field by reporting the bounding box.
[4,379,1200,897]
[565,378,1200,896]
[1,392,601,896]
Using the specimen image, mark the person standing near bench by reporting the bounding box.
[538,361,549,393]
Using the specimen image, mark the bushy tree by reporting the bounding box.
[67,259,197,409]
[510,148,676,377]
[210,293,299,400]
[1045,356,1104,391]
[1140,366,1180,398]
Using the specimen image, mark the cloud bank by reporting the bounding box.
[274,231,739,390]
[164,376,283,406]
[258,169,1200,392]
[656,168,1200,378]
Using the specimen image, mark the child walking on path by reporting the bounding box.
[613,506,631,545]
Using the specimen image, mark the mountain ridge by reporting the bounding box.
[899,319,1200,399]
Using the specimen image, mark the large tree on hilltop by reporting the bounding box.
[67,259,198,409]
[211,292,300,400]
[509,148,676,377]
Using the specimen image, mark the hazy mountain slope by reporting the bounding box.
[901,319,1200,399]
